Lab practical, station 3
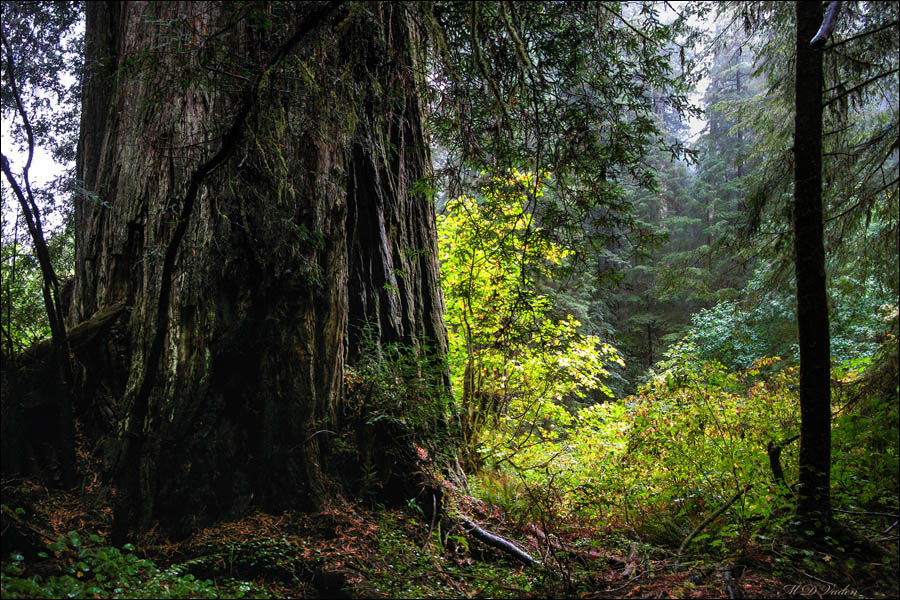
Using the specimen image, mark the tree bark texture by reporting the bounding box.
[70,1,446,535]
[793,0,831,524]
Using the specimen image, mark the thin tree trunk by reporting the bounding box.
[793,0,832,527]
[736,69,743,179]
[1,24,76,486]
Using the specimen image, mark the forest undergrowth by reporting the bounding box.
[2,344,897,599]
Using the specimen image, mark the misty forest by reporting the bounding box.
[1,1,897,598]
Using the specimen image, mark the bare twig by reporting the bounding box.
[832,508,899,519]
[677,484,753,560]
[803,571,838,586]
[600,573,643,594]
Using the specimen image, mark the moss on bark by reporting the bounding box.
[65,1,448,537]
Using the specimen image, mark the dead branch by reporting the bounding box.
[767,434,800,487]
[810,1,843,46]
[677,484,753,560]
[459,517,541,567]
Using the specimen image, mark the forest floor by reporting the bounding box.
[2,466,897,599]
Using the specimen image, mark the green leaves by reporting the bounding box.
[467,335,896,560]
[427,1,699,267]
[722,0,899,292]
[677,272,896,370]
[0,530,268,599]
[438,171,621,466]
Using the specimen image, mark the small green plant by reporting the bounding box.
[363,511,541,599]
[471,470,533,524]
[0,530,269,599]
[348,327,456,461]
[188,536,309,584]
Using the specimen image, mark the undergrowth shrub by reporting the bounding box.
[470,343,898,558]
[438,171,623,469]
[0,530,267,598]
[338,330,456,498]
[470,470,532,525]
[352,336,454,451]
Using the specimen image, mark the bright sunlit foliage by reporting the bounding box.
[438,171,622,467]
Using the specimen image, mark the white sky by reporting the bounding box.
[2,104,72,236]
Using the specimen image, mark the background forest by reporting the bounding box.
[1,1,898,598]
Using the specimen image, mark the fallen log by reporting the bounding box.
[460,517,542,567]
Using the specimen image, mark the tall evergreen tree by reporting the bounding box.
[793,0,832,528]
[716,0,897,528]
[734,0,898,291]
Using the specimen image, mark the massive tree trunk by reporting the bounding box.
[70,1,446,536]
[793,0,831,527]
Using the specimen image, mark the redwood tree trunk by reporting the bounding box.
[71,1,446,536]
[793,0,831,526]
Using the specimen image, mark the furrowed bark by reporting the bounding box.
[71,1,448,537]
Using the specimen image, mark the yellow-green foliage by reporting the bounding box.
[438,172,898,555]
[437,171,622,465]
[474,346,898,553]
[581,357,801,525]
